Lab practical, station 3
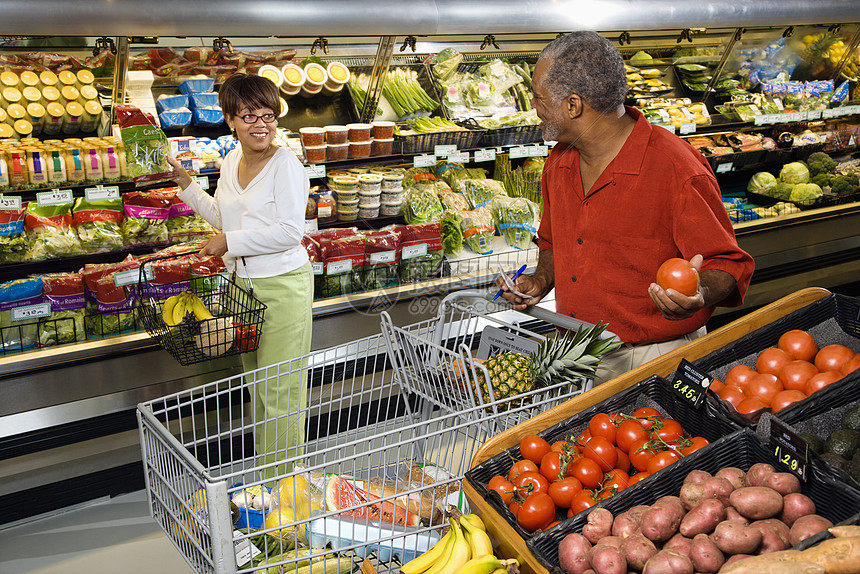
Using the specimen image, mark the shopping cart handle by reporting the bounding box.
[518,304,619,341]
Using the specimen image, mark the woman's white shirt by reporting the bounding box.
[177,145,309,278]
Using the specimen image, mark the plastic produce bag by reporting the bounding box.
[397,222,443,284]
[38,272,85,346]
[166,194,214,243]
[363,229,400,291]
[121,191,172,247]
[0,277,43,351]
[0,207,28,263]
[491,195,538,249]
[437,190,469,212]
[460,207,495,254]
[440,210,465,256]
[116,104,173,184]
[73,195,124,253]
[81,257,139,335]
[456,178,507,209]
[426,48,463,83]
[319,232,366,298]
[402,187,443,224]
[25,201,85,260]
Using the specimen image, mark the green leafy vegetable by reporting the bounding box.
[402,187,444,224]
[491,195,538,249]
[456,178,507,209]
[460,207,495,254]
[441,210,465,256]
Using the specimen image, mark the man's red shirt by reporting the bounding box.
[537,107,754,344]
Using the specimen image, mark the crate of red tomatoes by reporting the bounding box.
[693,293,860,427]
[464,374,740,539]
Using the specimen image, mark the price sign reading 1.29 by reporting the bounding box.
[770,418,808,481]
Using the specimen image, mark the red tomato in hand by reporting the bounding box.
[656,258,699,296]
[507,459,538,482]
[520,434,551,465]
[725,364,757,390]
[771,389,807,412]
[547,476,583,509]
[814,344,855,373]
[569,457,603,489]
[517,492,556,531]
[778,360,819,392]
[582,436,618,472]
[588,413,618,444]
[488,475,515,505]
[756,347,794,377]
[778,329,818,362]
[806,371,843,395]
[616,419,649,452]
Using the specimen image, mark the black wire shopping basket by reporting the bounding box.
[136,254,267,366]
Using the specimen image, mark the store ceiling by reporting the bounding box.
[1,0,858,37]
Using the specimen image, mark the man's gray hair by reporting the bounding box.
[539,31,628,114]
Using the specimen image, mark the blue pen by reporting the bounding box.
[493,264,528,301]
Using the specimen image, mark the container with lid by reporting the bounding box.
[280,64,305,97]
[372,138,394,156]
[46,149,67,184]
[380,201,403,216]
[358,173,383,193]
[257,64,284,87]
[26,103,45,136]
[27,149,49,185]
[1,71,20,89]
[331,176,359,193]
[372,121,395,140]
[322,62,350,96]
[278,97,289,118]
[359,192,381,209]
[0,124,15,140]
[303,145,326,164]
[64,146,86,182]
[39,70,58,88]
[3,87,22,106]
[381,188,404,204]
[63,102,83,134]
[349,140,372,159]
[0,108,6,126]
[57,70,77,87]
[299,127,325,147]
[41,85,60,105]
[19,71,40,90]
[43,102,65,136]
[13,119,33,139]
[300,82,323,99]
[324,125,349,145]
[303,63,328,88]
[80,100,103,133]
[79,84,98,102]
[76,69,94,87]
[103,146,122,180]
[326,143,349,162]
[346,123,372,142]
[60,85,80,106]
[382,172,404,190]
[6,103,27,123]
[22,86,42,106]
[337,198,359,221]
[0,151,9,187]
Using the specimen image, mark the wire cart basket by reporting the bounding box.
[137,331,532,574]
[381,288,619,435]
[136,256,267,367]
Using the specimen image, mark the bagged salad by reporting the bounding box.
[460,207,496,254]
[122,190,172,247]
[457,178,507,209]
[0,206,28,264]
[318,231,366,298]
[25,201,85,260]
[0,277,43,351]
[81,256,139,335]
[397,222,443,283]
[437,190,469,211]
[363,228,400,291]
[402,186,444,224]
[72,195,124,253]
[440,210,465,256]
[491,195,538,249]
[165,192,215,243]
[38,272,85,346]
[116,104,174,184]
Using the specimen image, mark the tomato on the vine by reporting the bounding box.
[656,258,699,296]
[603,469,630,492]
[632,407,662,430]
[508,500,521,517]
[519,434,551,465]
[616,419,648,452]
[652,418,684,444]
[646,449,681,475]
[517,492,556,531]
[629,438,659,473]
[628,472,652,486]
[547,476,583,509]
[539,451,565,482]
[488,475,514,505]
[569,457,603,489]
[582,436,618,472]
[513,470,550,496]
[679,436,709,456]
[588,413,618,444]
[568,490,598,515]
[576,428,593,444]
[615,447,630,473]
[507,459,538,482]
[551,440,573,453]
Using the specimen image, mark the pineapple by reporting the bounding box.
[473,322,620,410]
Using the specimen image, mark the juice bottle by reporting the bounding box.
[60,85,80,107]
[7,151,28,185]
[80,100,102,132]
[84,146,103,181]
[43,102,65,136]
[103,145,122,180]
[76,69,95,88]
[0,71,20,90]
[63,102,84,135]
[0,108,7,126]
[26,103,45,136]
[39,70,58,90]
[13,119,33,140]
[27,149,48,185]
[65,147,86,182]
[47,149,67,184]
[0,125,13,140]
[79,84,98,102]
[19,70,40,90]
[41,85,60,106]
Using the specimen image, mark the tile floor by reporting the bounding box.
[0,490,194,574]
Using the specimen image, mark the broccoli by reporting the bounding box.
[807,151,838,177]
[811,173,833,189]
[831,173,860,197]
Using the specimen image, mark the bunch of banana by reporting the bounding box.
[162,291,214,326]
[400,514,519,574]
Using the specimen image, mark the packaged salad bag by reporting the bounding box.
[72,194,124,253]
[457,178,507,209]
[396,222,443,283]
[81,256,139,335]
[491,195,538,250]
[363,228,400,291]
[0,205,28,263]
[0,277,43,351]
[121,190,172,247]
[165,192,215,243]
[115,104,174,184]
[460,206,496,254]
[25,200,85,260]
[318,231,366,298]
[38,272,85,346]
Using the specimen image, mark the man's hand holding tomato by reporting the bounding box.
[649,254,739,322]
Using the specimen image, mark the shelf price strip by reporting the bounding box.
[36,189,73,206]
[11,302,51,322]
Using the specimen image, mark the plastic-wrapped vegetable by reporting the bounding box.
[363,229,400,291]
[402,187,444,224]
[73,195,124,253]
[0,207,29,263]
[121,191,172,247]
[165,194,215,243]
[427,48,463,83]
[397,222,443,284]
[437,191,469,211]
[441,166,487,188]
[94,270,137,335]
[82,257,139,335]
[115,104,173,184]
[25,201,85,260]
[460,207,496,254]
[402,167,436,187]
[319,232,366,298]
[457,178,507,209]
[38,272,85,346]
[440,210,465,256]
[491,195,538,249]
[0,277,43,351]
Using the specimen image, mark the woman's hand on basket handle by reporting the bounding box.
[166,156,194,190]
[200,233,228,257]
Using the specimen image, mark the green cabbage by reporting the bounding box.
[747,172,777,195]
[771,182,796,200]
[779,162,810,184]
[789,183,823,204]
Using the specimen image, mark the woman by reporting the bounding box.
[167,73,312,476]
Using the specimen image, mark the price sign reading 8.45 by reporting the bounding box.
[664,359,710,408]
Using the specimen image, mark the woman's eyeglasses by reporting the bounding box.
[239,113,277,124]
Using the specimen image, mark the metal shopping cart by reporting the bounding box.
[137,330,538,574]
[381,288,620,435]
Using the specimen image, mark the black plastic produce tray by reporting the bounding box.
[480,124,543,147]
[396,128,486,155]
[694,293,860,427]
[526,428,860,574]
[464,374,740,539]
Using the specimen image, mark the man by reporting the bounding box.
[498,32,754,380]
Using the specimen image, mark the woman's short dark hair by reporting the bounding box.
[218,73,281,117]
[539,32,628,114]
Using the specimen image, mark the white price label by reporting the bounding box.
[369,250,396,264]
[12,303,51,322]
[326,259,352,275]
[716,162,734,174]
[679,123,696,135]
[195,176,210,190]
[233,530,262,567]
[402,243,428,259]
[305,164,326,179]
[114,267,152,287]
[822,109,836,119]
[474,148,496,162]
[754,115,767,126]
[807,110,822,120]
[84,186,120,201]
[448,151,470,163]
[413,155,436,168]
[36,189,73,206]
[528,145,549,157]
[509,146,529,159]
[656,123,676,133]
[434,144,457,157]
[311,262,323,275]
[0,195,22,210]
[845,105,860,115]
[792,112,805,122]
